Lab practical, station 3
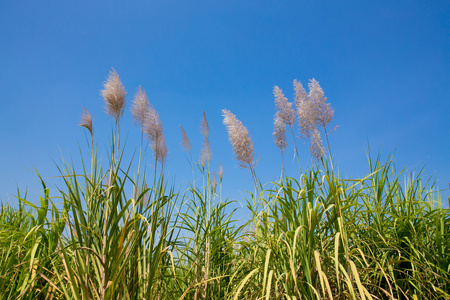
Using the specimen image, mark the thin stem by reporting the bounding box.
[280,151,284,180]
[289,125,301,173]
[189,152,195,190]
[323,127,334,172]
[152,156,158,210]
[134,129,145,214]
[307,136,314,167]
[249,163,262,212]
[116,120,121,163]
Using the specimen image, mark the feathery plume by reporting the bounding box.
[310,128,324,161]
[200,111,212,167]
[295,78,337,163]
[101,68,126,121]
[79,107,93,138]
[294,79,318,140]
[200,110,209,139]
[154,135,168,166]
[131,86,149,130]
[273,86,296,126]
[273,112,287,153]
[222,109,255,169]
[200,139,212,168]
[144,104,162,143]
[180,125,191,153]
[293,79,308,105]
[308,79,324,102]
[144,104,168,165]
[309,78,334,130]
[218,162,223,183]
[211,171,217,191]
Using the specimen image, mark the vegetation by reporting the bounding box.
[1,70,448,299]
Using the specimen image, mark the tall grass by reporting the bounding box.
[1,71,448,299]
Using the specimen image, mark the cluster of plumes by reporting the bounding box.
[85,68,334,174]
[273,78,335,161]
[80,69,169,166]
[272,86,295,154]
[79,107,93,138]
[179,116,223,187]
[222,109,255,169]
[123,73,167,165]
[101,69,127,122]
[200,110,212,168]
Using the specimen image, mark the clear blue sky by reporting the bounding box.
[1,0,449,208]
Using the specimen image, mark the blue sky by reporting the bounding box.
[1,0,449,208]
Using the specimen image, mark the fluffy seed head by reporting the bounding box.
[144,105,168,165]
[154,135,168,165]
[309,78,334,129]
[79,107,93,138]
[218,162,223,183]
[293,79,308,105]
[200,111,212,167]
[200,110,209,139]
[273,112,287,153]
[222,109,255,169]
[310,128,324,161]
[273,86,296,126]
[294,79,318,140]
[131,86,150,129]
[200,139,212,168]
[180,125,191,153]
[101,68,126,121]
[308,79,324,103]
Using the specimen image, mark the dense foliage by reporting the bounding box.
[1,72,449,299]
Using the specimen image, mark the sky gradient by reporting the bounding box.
[1,0,449,208]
